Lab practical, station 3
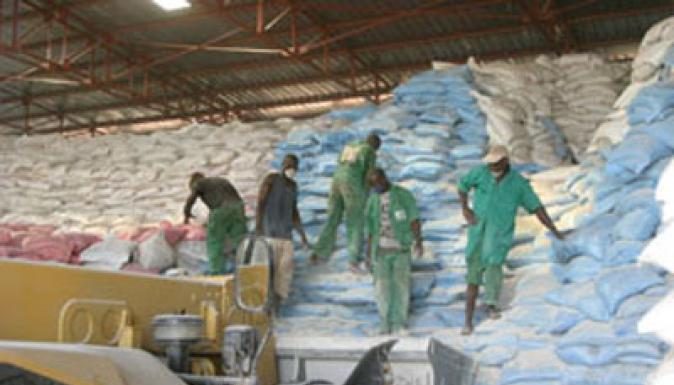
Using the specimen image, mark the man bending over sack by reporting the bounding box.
[365,168,423,335]
[183,172,247,275]
[311,133,381,274]
[458,145,564,335]
[256,154,309,310]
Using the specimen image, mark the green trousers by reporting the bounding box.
[374,249,411,334]
[207,202,247,275]
[466,246,504,306]
[313,173,366,263]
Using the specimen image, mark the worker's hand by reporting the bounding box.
[462,207,477,225]
[301,237,311,250]
[553,229,569,241]
[414,241,424,259]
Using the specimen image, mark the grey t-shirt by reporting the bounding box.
[261,173,297,240]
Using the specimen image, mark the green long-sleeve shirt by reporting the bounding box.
[333,141,376,186]
[458,165,542,265]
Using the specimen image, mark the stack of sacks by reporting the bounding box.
[470,56,558,166]
[470,54,630,166]
[0,220,210,276]
[0,223,100,264]
[590,16,674,151]
[78,221,209,275]
[274,65,490,336]
[551,54,630,159]
[0,121,284,235]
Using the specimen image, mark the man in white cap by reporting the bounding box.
[457,145,564,335]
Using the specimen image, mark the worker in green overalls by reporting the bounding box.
[365,168,423,335]
[310,133,381,273]
[458,145,564,335]
[183,172,247,275]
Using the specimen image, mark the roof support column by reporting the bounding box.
[256,0,264,34]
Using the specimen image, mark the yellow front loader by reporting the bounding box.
[0,236,278,385]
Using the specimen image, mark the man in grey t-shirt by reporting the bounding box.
[256,154,309,308]
[184,173,246,275]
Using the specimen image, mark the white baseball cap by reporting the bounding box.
[482,145,509,164]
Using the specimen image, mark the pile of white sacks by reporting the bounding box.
[470,54,630,166]
[0,121,287,234]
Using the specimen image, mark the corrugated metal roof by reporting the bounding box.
[1,0,673,134]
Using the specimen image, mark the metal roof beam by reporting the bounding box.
[3,33,642,133]
[0,60,426,123]
[1,1,177,115]
[18,0,227,115]
[0,0,104,26]
[24,88,388,134]
[201,0,373,99]
[17,0,513,61]
[515,0,586,53]
[6,0,671,107]
[13,0,661,84]
[0,22,530,105]
[285,0,392,97]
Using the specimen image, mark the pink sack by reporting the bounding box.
[0,246,24,258]
[62,233,103,255]
[180,224,207,241]
[115,226,155,242]
[4,224,29,232]
[132,227,159,243]
[159,221,188,247]
[27,225,57,235]
[0,229,11,246]
[22,235,75,264]
[9,232,29,248]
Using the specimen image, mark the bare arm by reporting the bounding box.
[255,175,275,235]
[535,206,564,240]
[292,196,309,246]
[459,190,477,225]
[364,148,376,185]
[411,219,424,257]
[183,191,199,224]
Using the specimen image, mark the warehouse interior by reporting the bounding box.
[1,1,674,385]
